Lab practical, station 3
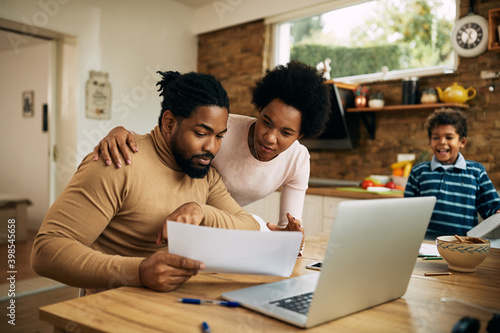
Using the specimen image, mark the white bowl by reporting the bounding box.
[368,99,384,108]
[436,236,490,272]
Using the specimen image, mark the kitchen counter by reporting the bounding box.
[306,186,404,199]
[307,178,403,199]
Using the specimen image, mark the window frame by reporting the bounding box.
[266,0,459,84]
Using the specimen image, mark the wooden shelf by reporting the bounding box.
[489,8,500,52]
[347,102,469,113]
[324,80,357,90]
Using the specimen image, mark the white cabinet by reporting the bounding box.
[302,195,324,236]
[243,192,354,236]
[303,195,353,235]
[321,196,352,232]
[243,191,281,224]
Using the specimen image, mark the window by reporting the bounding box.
[270,0,457,84]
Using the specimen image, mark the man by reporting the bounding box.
[31,71,259,293]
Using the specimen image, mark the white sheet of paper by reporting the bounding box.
[418,243,440,256]
[167,221,303,277]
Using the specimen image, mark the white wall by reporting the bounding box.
[0,0,197,164]
[0,34,52,229]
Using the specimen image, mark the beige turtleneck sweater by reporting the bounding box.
[31,126,259,289]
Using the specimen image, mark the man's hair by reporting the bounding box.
[425,108,468,139]
[156,71,229,128]
[251,61,331,139]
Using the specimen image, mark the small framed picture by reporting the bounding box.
[22,90,34,117]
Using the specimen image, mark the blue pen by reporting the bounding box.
[178,298,240,307]
[202,321,211,333]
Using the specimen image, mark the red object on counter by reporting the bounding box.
[361,180,374,189]
[385,181,397,189]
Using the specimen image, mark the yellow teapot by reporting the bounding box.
[436,82,476,103]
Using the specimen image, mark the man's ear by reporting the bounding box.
[161,110,177,135]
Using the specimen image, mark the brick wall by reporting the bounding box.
[197,20,265,117]
[197,2,500,188]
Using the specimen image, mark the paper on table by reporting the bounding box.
[419,243,440,256]
[167,221,303,277]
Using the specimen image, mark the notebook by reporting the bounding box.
[221,196,436,328]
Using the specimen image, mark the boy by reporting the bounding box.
[405,108,500,237]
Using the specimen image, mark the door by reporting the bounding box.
[0,18,78,231]
[0,29,53,231]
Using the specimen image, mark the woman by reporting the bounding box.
[94,61,331,236]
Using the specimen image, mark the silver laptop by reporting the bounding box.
[221,196,436,328]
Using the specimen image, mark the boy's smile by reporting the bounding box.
[429,124,466,165]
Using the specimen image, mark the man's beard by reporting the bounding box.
[170,132,214,179]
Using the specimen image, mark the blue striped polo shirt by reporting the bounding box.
[404,153,500,236]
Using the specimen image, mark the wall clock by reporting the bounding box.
[451,1,489,58]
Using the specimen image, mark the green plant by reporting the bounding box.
[290,44,409,78]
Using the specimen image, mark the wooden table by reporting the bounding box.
[40,233,500,333]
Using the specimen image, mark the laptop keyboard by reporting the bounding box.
[269,292,313,315]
